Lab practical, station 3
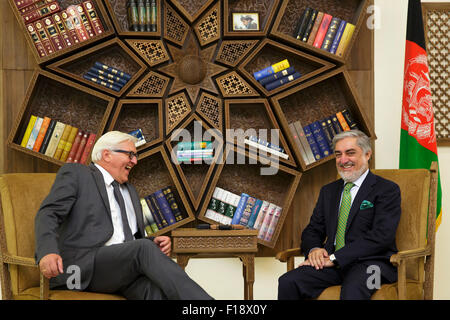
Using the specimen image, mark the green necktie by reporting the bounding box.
[335,182,355,250]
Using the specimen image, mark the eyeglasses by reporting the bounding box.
[112,149,138,160]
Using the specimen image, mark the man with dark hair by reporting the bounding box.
[240,15,258,29]
[278,130,401,300]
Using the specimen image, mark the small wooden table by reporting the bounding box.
[171,228,258,300]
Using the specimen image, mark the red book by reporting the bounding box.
[313,13,332,48]
[82,0,105,36]
[66,5,90,42]
[34,20,55,56]
[18,0,54,15]
[66,130,83,162]
[43,16,66,51]
[21,1,60,25]
[73,132,89,163]
[61,10,81,45]
[52,12,73,47]
[76,4,95,38]
[25,23,47,57]
[80,133,96,164]
[14,0,43,10]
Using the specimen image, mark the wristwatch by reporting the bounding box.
[329,254,339,267]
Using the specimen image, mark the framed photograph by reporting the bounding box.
[232,13,260,31]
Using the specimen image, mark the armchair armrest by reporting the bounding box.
[275,248,302,263]
[390,247,431,266]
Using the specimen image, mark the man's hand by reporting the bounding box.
[305,248,332,270]
[39,253,63,279]
[154,236,171,256]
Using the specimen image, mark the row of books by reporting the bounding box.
[127,0,158,32]
[20,115,96,164]
[18,0,105,58]
[205,187,283,242]
[176,141,213,162]
[289,109,358,165]
[83,62,132,92]
[253,59,301,91]
[140,186,185,235]
[294,7,355,57]
[244,135,288,160]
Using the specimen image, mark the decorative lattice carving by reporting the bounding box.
[126,40,169,67]
[166,93,192,134]
[216,40,258,67]
[216,72,258,97]
[196,92,222,131]
[175,236,256,250]
[127,71,169,97]
[194,2,220,46]
[164,2,190,46]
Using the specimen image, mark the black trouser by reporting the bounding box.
[87,239,213,300]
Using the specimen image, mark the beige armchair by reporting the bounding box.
[276,162,438,300]
[0,173,125,300]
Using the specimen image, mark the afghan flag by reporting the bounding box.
[400,0,442,229]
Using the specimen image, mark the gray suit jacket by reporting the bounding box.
[34,163,145,290]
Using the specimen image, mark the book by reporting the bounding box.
[223,192,240,225]
[26,23,47,57]
[264,71,301,91]
[39,119,56,153]
[336,111,350,131]
[53,124,72,160]
[342,109,359,130]
[61,10,81,45]
[89,67,129,86]
[94,62,132,81]
[148,193,169,228]
[14,0,46,10]
[66,5,90,42]
[258,203,276,239]
[79,132,96,164]
[293,121,316,164]
[231,193,249,225]
[321,17,341,51]
[22,1,60,24]
[127,0,139,31]
[320,117,334,147]
[52,13,73,47]
[141,198,158,233]
[73,131,88,162]
[145,0,151,31]
[294,7,312,40]
[307,11,323,45]
[137,0,146,32]
[75,4,95,38]
[302,9,318,42]
[82,0,105,35]
[60,126,79,162]
[150,0,157,32]
[329,20,347,54]
[18,0,54,15]
[26,116,43,149]
[32,116,51,152]
[289,122,309,165]
[258,66,295,86]
[264,205,282,242]
[86,70,124,88]
[253,59,290,81]
[34,20,55,56]
[215,189,230,224]
[244,139,289,160]
[66,130,83,162]
[83,74,123,92]
[253,200,270,231]
[44,121,65,157]
[329,115,343,135]
[21,115,37,147]
[162,186,184,222]
[247,199,263,229]
[176,141,212,151]
[303,124,322,161]
[205,187,222,222]
[128,129,146,147]
[310,121,331,158]
[238,196,256,227]
[144,195,163,229]
[312,13,332,48]
[43,16,65,51]
[335,22,355,57]
[154,188,176,225]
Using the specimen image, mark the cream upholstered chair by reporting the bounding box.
[0,173,125,300]
[276,162,438,300]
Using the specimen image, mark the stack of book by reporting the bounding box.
[127,0,157,32]
[17,0,105,58]
[289,109,358,165]
[176,141,213,162]
[140,186,185,235]
[20,115,96,164]
[205,187,283,242]
[83,62,131,92]
[244,135,288,160]
[128,129,146,147]
[253,59,302,91]
[293,7,356,57]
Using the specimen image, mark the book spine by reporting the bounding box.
[44,121,65,157]
[86,71,124,88]
[94,62,132,81]
[79,133,96,164]
[330,115,343,134]
[162,186,184,222]
[22,1,60,24]
[43,16,66,51]
[140,198,158,233]
[293,121,316,164]
[148,193,168,228]
[342,109,359,130]
[307,11,323,45]
[253,200,269,231]
[310,121,331,158]
[34,20,55,56]
[89,67,129,85]
[321,17,340,51]
[154,189,176,225]
[82,0,105,36]
[66,5,90,42]
[294,7,312,40]
[25,23,47,57]
[335,23,355,57]
[60,126,79,162]
[313,13,332,48]
[32,116,51,152]
[83,74,122,91]
[137,0,146,32]
[52,13,73,47]
[127,0,139,31]
[73,131,88,162]
[205,187,222,222]
[264,71,301,91]
[303,124,322,161]
[289,122,309,165]
[247,199,263,229]
[39,119,56,153]
[257,203,276,239]
[244,139,289,160]
[145,0,151,32]
[66,130,83,162]
[26,116,43,149]
[215,189,230,224]
[176,141,212,150]
[231,193,249,225]
[19,0,54,15]
[329,20,347,54]
[14,0,43,10]
[150,0,157,31]
[238,196,256,227]
[336,111,350,131]
[128,128,146,147]
[144,196,162,229]
[326,117,337,136]
[264,205,282,242]
[223,192,240,225]
[320,118,334,147]
[75,4,95,38]
[61,10,81,45]
[301,9,318,42]
[259,66,295,86]
[253,59,290,81]
[53,124,72,160]
[21,115,37,147]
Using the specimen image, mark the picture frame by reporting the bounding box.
[232,13,260,31]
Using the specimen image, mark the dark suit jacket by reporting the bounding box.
[34,163,146,290]
[301,170,401,272]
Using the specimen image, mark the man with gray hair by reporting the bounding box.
[278,130,401,300]
[35,131,212,299]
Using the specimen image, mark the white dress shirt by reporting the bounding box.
[95,163,138,246]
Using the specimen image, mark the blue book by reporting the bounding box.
[239,196,256,227]
[320,118,334,147]
[83,74,122,92]
[330,20,347,54]
[264,72,301,91]
[258,67,295,86]
[86,71,125,89]
[145,196,164,229]
[247,199,263,229]
[303,124,322,161]
[153,189,176,225]
[310,121,332,158]
[89,66,129,85]
[253,59,290,81]
[231,193,249,225]
[94,61,132,81]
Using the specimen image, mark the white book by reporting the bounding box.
[244,139,289,160]
[25,117,43,150]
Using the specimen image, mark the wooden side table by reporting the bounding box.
[171,228,258,300]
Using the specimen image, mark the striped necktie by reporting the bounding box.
[335,182,355,250]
